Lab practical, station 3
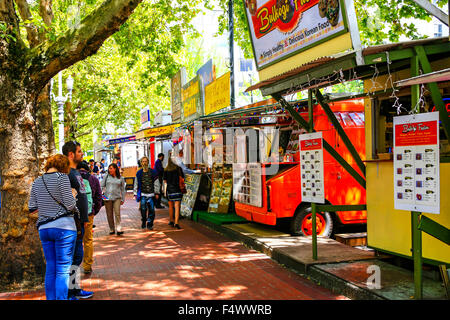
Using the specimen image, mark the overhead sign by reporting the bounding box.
[140,107,150,124]
[244,0,349,70]
[108,135,136,145]
[393,112,440,214]
[136,124,181,140]
[299,132,325,204]
[182,75,204,123]
[204,72,231,116]
[171,68,186,123]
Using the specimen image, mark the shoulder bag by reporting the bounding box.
[178,167,187,194]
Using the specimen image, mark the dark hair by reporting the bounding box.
[108,163,121,178]
[77,160,91,172]
[101,158,105,161]
[89,159,95,163]
[44,154,70,174]
[62,141,80,157]
[158,153,164,158]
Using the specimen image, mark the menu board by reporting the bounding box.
[233,163,262,207]
[180,174,202,218]
[299,132,325,204]
[208,164,233,213]
[393,112,440,214]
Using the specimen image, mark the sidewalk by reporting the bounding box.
[0,194,348,300]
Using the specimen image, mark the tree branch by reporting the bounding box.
[28,0,143,92]
[39,0,53,27]
[14,0,39,47]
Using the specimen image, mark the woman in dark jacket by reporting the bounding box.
[163,156,184,229]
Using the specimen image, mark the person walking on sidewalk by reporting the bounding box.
[134,156,156,230]
[29,154,79,300]
[153,153,165,209]
[62,141,93,300]
[163,156,184,229]
[101,163,126,235]
[77,160,102,274]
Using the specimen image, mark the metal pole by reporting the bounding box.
[308,89,317,260]
[57,72,65,153]
[412,211,423,299]
[229,0,235,109]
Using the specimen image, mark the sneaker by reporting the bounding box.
[116,231,124,236]
[75,289,94,299]
[68,295,78,300]
[109,231,115,235]
[174,224,181,230]
[168,221,174,227]
[141,221,146,229]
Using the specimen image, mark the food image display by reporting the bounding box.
[180,174,202,218]
[208,164,233,213]
[233,163,262,207]
[285,127,307,157]
[393,113,440,214]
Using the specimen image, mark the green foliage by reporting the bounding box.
[0,22,16,43]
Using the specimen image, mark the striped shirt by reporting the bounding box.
[29,172,79,230]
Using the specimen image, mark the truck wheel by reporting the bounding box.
[290,205,334,238]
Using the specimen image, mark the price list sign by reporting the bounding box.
[393,112,440,214]
[299,132,325,204]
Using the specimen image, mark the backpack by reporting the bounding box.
[82,178,93,214]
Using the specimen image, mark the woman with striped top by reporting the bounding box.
[28,154,79,300]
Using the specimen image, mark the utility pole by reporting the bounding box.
[229,0,235,109]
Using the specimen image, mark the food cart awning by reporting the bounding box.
[135,123,180,140]
[395,68,450,87]
[107,135,136,145]
[246,37,449,97]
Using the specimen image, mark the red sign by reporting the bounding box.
[300,138,322,150]
[251,0,318,39]
[394,120,438,147]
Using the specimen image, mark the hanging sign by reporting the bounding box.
[244,0,348,70]
[393,112,440,214]
[171,68,186,122]
[204,72,231,116]
[299,132,325,204]
[182,75,204,123]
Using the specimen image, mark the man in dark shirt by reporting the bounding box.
[62,141,93,300]
[134,156,156,230]
[153,153,165,209]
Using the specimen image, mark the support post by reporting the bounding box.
[308,89,318,260]
[412,211,423,300]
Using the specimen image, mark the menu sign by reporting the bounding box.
[299,132,325,204]
[208,164,233,213]
[182,75,204,123]
[244,0,347,69]
[393,112,440,214]
[171,68,185,122]
[181,174,202,218]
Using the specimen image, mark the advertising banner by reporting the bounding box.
[299,132,325,204]
[182,75,204,123]
[108,135,136,145]
[171,68,186,122]
[393,112,440,214]
[204,72,231,116]
[244,0,347,69]
[233,163,262,207]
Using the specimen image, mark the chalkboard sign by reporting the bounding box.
[180,174,202,218]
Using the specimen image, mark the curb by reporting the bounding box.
[197,218,387,300]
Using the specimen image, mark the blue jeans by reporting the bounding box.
[39,228,77,300]
[140,196,155,227]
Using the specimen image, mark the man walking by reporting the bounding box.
[134,156,156,230]
[77,160,102,275]
[153,153,165,209]
[62,141,94,300]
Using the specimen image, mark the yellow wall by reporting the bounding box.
[364,59,450,263]
[258,33,353,81]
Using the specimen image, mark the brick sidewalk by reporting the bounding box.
[0,193,348,300]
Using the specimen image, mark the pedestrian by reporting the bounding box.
[134,156,156,230]
[89,159,99,176]
[77,160,102,274]
[101,163,126,235]
[153,153,165,209]
[28,154,79,300]
[62,141,94,300]
[175,149,201,175]
[163,155,185,229]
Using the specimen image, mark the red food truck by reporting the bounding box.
[233,99,366,237]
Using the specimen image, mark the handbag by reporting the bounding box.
[179,168,187,194]
[41,176,81,237]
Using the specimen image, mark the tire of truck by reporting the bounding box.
[289,204,334,238]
